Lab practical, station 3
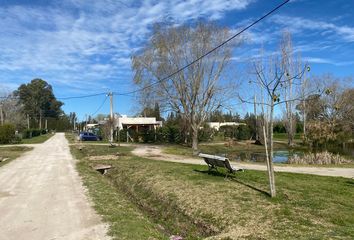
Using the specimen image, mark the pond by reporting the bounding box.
[229,150,305,163]
[226,142,354,164]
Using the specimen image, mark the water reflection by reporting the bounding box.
[230,150,304,163]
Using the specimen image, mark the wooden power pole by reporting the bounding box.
[108,92,114,143]
[0,103,4,126]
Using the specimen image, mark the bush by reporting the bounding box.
[219,125,238,139]
[0,124,16,144]
[142,129,156,143]
[198,125,215,142]
[31,129,41,137]
[236,125,251,140]
[23,129,32,139]
[22,128,46,139]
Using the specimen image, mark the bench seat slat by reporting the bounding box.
[198,153,228,161]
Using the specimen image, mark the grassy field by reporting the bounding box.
[69,140,354,240]
[0,146,33,167]
[21,133,53,144]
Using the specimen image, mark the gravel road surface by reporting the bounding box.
[0,133,109,240]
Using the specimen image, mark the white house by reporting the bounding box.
[206,122,245,131]
[114,114,162,131]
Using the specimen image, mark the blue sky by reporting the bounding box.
[0,0,354,120]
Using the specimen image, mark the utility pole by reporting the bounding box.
[0,103,4,126]
[108,92,114,143]
[254,94,258,141]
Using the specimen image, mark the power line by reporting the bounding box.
[57,92,107,100]
[90,95,108,117]
[119,0,290,96]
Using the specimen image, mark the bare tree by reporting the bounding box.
[132,23,241,154]
[280,31,299,146]
[0,93,26,130]
[243,33,311,197]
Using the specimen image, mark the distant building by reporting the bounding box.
[206,122,245,131]
[86,123,99,129]
[114,114,162,131]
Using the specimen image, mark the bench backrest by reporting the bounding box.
[199,153,233,171]
[223,159,234,172]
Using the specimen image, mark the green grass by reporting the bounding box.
[21,133,53,144]
[68,138,354,239]
[70,144,166,240]
[0,146,33,167]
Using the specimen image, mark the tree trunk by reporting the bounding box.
[268,102,276,197]
[191,125,199,155]
[303,100,307,141]
[39,113,42,129]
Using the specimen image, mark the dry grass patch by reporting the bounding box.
[88,155,119,161]
[0,146,33,167]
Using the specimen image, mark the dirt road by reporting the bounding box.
[0,133,109,240]
[132,145,354,178]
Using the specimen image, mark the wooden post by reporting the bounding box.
[0,104,4,126]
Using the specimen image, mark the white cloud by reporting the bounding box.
[270,15,354,42]
[0,0,254,95]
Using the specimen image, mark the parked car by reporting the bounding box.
[77,132,102,141]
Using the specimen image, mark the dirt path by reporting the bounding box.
[0,133,109,240]
[132,145,354,178]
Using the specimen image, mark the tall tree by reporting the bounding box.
[132,23,240,154]
[15,79,63,128]
[280,31,299,147]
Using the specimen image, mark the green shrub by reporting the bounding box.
[219,125,238,139]
[117,129,128,142]
[23,129,32,139]
[22,128,45,139]
[140,129,154,143]
[31,129,41,137]
[198,124,215,142]
[0,124,16,144]
[236,125,251,140]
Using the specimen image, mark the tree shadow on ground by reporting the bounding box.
[193,169,270,197]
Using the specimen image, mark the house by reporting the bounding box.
[86,123,99,130]
[206,122,245,131]
[114,114,162,132]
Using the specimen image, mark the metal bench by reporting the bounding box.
[198,153,243,178]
